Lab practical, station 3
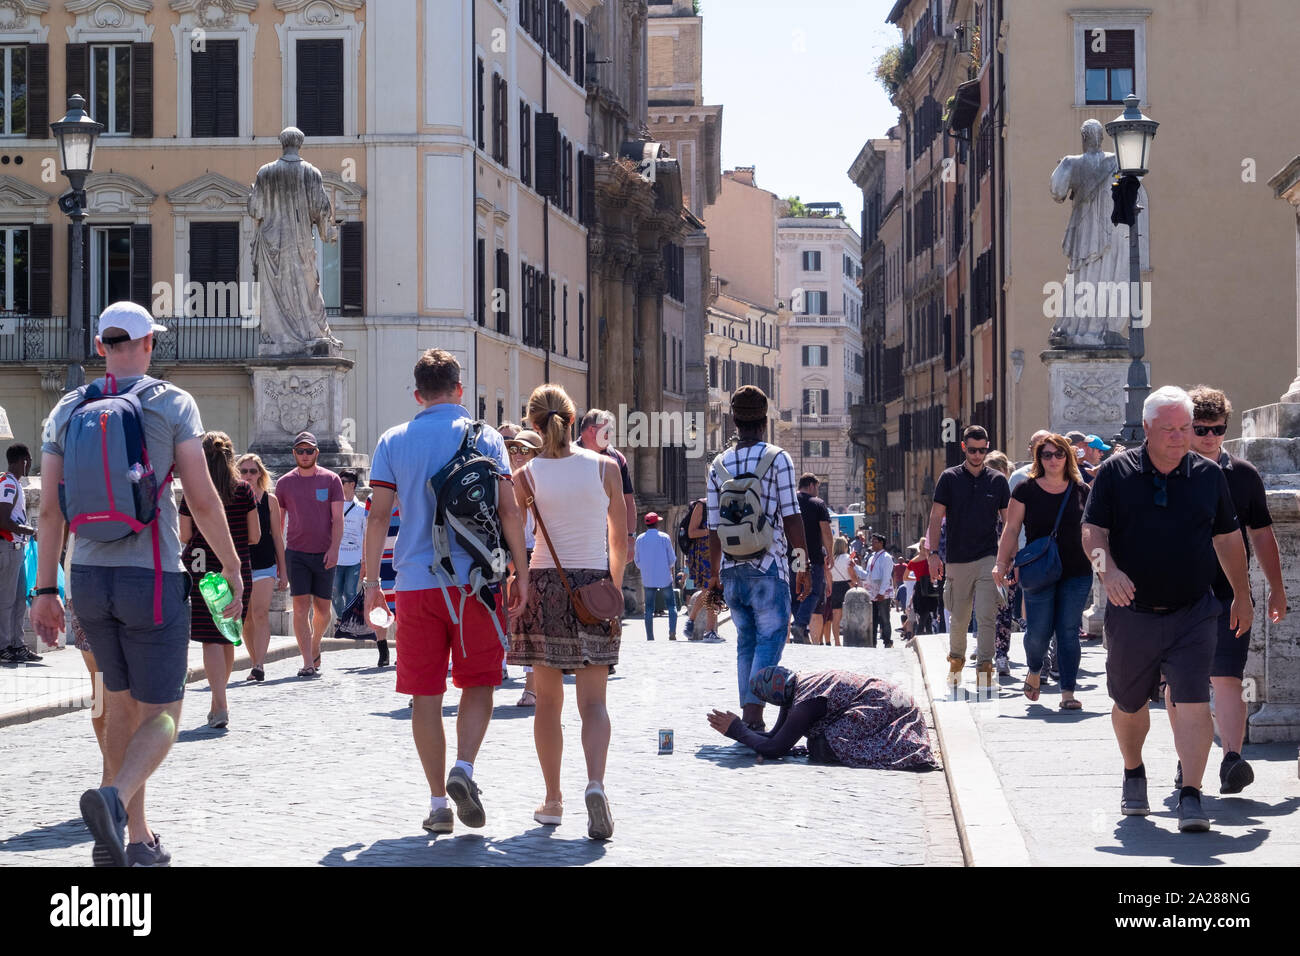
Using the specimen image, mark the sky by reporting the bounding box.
[700,0,903,228]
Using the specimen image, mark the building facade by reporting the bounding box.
[858,0,1299,542]
[775,208,863,513]
[704,166,783,454]
[646,0,720,498]
[848,128,903,540]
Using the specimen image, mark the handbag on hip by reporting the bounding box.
[521,468,623,626]
[1012,485,1072,593]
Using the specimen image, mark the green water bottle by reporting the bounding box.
[198,572,243,646]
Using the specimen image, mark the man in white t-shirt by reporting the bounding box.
[0,443,38,663]
[333,469,367,620]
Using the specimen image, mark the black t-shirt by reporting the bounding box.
[933,464,1011,564]
[1213,452,1271,601]
[1012,478,1092,579]
[1081,444,1239,607]
[604,446,635,495]
[797,492,831,563]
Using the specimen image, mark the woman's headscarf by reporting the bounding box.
[749,666,794,706]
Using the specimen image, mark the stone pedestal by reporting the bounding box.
[246,359,369,477]
[1040,349,1149,440]
[1224,401,1300,743]
[1080,572,1105,637]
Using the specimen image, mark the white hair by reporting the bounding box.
[1142,386,1193,425]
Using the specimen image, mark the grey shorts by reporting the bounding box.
[1105,591,1218,713]
[70,566,192,705]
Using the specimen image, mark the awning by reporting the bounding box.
[947,78,981,133]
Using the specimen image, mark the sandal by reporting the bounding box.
[1023,672,1041,702]
[297,666,316,678]
[1059,697,1082,710]
[313,654,322,670]
[516,690,537,707]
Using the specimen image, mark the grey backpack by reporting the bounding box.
[711,445,783,560]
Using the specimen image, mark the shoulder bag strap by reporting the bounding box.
[1048,483,1072,538]
[520,467,582,606]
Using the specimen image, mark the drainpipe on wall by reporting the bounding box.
[471,0,479,417]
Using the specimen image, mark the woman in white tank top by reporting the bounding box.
[507,384,627,840]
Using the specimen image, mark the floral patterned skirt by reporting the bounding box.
[508,567,621,671]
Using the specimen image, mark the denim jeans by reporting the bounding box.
[871,598,892,645]
[791,561,827,629]
[722,562,792,706]
[332,562,361,619]
[642,586,678,638]
[1023,572,1092,691]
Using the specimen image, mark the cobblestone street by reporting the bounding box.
[0,618,961,867]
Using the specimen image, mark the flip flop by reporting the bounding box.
[1023,673,1041,702]
[1059,697,1082,710]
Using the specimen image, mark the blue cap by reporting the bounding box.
[1085,434,1111,451]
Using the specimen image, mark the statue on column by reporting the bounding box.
[1048,119,1135,349]
[248,127,342,356]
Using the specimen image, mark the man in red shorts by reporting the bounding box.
[364,350,529,834]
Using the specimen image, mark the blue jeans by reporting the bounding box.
[723,563,792,706]
[1023,572,1092,691]
[791,561,827,629]
[333,562,361,619]
[642,586,678,638]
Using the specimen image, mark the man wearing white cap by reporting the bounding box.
[634,512,678,640]
[32,301,243,866]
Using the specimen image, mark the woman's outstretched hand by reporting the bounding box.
[707,709,741,736]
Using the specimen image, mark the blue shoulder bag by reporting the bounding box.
[1012,486,1072,594]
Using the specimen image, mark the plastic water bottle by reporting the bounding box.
[198,572,242,645]
[127,463,145,483]
[369,605,394,629]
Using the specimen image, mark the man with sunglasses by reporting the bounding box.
[925,425,1010,691]
[1168,386,1287,797]
[1082,386,1252,832]
[275,431,344,677]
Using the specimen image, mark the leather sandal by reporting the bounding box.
[516,690,537,707]
[1023,672,1041,701]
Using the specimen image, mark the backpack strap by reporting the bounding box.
[751,444,783,482]
[710,452,734,485]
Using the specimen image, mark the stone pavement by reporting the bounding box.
[0,632,309,728]
[0,615,962,867]
[916,629,1300,866]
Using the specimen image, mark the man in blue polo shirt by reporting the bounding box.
[364,349,529,836]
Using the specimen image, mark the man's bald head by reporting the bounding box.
[1028,429,1052,456]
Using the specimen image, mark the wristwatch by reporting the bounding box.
[361,579,382,589]
[30,586,59,598]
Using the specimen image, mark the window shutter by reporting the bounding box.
[475,237,485,326]
[66,224,90,330]
[495,248,510,335]
[574,20,585,85]
[131,43,153,137]
[26,44,48,138]
[821,390,829,415]
[520,101,532,185]
[130,224,152,309]
[476,58,485,149]
[28,224,52,317]
[192,40,238,137]
[534,111,559,199]
[340,221,364,314]
[66,43,89,101]
[296,39,320,135]
[190,221,239,288]
[580,150,595,225]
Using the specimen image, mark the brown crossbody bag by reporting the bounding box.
[521,466,624,627]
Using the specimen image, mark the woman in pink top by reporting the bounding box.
[508,384,627,840]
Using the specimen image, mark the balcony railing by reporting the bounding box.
[0,313,262,364]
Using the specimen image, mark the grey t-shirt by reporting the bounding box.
[43,375,205,572]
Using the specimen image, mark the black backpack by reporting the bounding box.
[427,421,509,645]
[677,498,705,555]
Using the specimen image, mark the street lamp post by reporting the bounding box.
[1105,93,1158,446]
[51,95,104,392]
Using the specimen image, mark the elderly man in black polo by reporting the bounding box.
[1081,386,1252,833]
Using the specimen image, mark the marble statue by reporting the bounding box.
[248,127,342,356]
[1048,119,1132,349]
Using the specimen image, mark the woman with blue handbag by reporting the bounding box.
[993,433,1092,709]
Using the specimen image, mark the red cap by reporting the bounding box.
[644,512,661,525]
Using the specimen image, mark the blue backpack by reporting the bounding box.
[58,374,175,623]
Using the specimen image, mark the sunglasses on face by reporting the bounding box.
[1193,424,1228,437]
[965,446,988,456]
[1039,449,1068,460]
[294,448,317,456]
[238,468,260,475]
